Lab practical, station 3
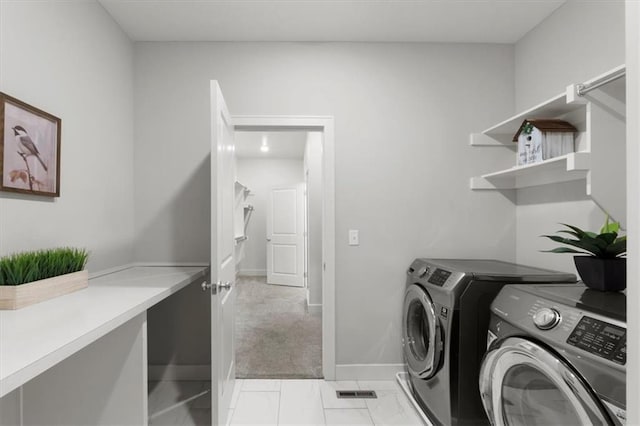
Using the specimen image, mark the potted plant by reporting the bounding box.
[0,247,89,309]
[542,217,626,291]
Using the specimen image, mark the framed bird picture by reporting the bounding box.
[0,92,61,197]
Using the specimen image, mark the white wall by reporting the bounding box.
[236,157,304,275]
[625,3,640,424]
[304,132,323,306]
[513,1,626,273]
[0,1,135,271]
[133,42,516,366]
[515,1,626,112]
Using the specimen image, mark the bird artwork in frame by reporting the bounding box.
[0,92,61,197]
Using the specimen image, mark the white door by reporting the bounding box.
[266,183,305,287]
[209,81,236,426]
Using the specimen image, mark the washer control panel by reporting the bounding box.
[567,316,627,365]
[533,308,561,330]
[427,268,451,287]
[417,265,430,278]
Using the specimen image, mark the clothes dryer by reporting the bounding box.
[403,259,575,425]
[480,283,626,425]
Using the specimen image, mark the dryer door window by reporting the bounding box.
[402,284,442,379]
[479,337,611,426]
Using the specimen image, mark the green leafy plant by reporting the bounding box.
[541,216,626,259]
[0,248,89,286]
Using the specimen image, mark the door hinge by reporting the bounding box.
[304,272,308,278]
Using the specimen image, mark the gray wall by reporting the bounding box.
[515,1,626,111]
[0,1,135,271]
[147,282,211,370]
[513,1,626,273]
[133,42,516,366]
[236,157,304,275]
[304,132,323,306]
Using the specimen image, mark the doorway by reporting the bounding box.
[233,130,321,379]
[233,116,336,381]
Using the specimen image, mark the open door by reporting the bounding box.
[266,183,305,287]
[208,81,236,425]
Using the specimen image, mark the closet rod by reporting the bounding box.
[576,69,626,96]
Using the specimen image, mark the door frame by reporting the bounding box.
[233,115,336,380]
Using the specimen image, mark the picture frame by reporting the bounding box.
[0,92,61,197]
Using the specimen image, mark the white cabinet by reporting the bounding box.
[0,267,206,426]
[470,65,627,225]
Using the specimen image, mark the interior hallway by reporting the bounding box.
[236,276,322,379]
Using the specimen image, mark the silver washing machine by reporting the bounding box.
[403,259,575,426]
[480,284,626,425]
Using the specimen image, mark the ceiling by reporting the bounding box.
[99,0,565,43]
[235,131,307,159]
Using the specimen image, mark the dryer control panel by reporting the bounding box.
[427,269,451,287]
[567,316,626,365]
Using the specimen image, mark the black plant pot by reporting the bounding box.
[574,256,626,292]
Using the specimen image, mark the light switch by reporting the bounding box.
[349,229,359,246]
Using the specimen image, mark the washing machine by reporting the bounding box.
[402,259,576,426]
[480,284,626,425]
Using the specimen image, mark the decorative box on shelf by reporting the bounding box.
[0,270,88,310]
[514,119,577,166]
[0,247,89,310]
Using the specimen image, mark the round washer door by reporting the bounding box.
[402,284,442,379]
[479,337,613,426]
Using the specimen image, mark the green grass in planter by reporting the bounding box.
[0,248,89,286]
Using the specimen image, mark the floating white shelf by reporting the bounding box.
[470,92,587,146]
[470,152,591,190]
[469,64,626,224]
[235,180,250,196]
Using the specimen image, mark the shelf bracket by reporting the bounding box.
[470,133,504,146]
[469,177,514,190]
[566,84,589,104]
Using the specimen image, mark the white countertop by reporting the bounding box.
[0,266,207,398]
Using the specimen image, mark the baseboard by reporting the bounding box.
[148,364,210,381]
[238,269,267,276]
[335,363,406,380]
[307,303,322,314]
[306,289,322,313]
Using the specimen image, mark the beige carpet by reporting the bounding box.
[235,276,322,379]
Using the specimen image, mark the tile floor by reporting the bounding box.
[149,379,425,425]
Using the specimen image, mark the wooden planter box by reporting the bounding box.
[0,270,88,310]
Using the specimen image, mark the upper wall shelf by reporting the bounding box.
[469,65,626,225]
[469,64,627,224]
[470,93,586,146]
